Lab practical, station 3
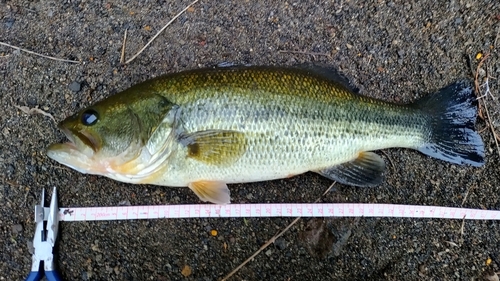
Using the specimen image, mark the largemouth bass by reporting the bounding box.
[47,65,485,204]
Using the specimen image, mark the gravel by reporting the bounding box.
[1,0,499,280]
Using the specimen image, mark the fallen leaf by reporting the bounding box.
[298,218,335,259]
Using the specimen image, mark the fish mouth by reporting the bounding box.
[46,124,96,173]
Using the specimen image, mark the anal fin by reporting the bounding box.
[188,180,231,204]
[315,152,386,187]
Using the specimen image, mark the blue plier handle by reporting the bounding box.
[26,187,63,281]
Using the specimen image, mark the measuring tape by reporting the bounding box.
[42,203,500,221]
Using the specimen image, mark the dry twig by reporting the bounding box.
[124,0,199,64]
[0,42,80,64]
[14,105,56,123]
[222,182,336,281]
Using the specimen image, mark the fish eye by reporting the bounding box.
[81,109,99,126]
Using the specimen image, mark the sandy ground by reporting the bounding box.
[1,0,500,280]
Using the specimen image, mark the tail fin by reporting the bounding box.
[414,81,485,167]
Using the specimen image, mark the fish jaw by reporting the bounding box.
[47,126,176,184]
[47,142,98,174]
[47,141,148,182]
[47,120,103,174]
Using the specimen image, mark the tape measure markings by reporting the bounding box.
[43,203,500,222]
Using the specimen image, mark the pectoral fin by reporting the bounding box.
[315,152,386,187]
[181,130,247,166]
[188,180,231,204]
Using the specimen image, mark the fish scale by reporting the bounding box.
[146,67,428,186]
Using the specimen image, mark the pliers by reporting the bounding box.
[26,187,63,281]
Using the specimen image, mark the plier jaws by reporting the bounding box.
[26,187,62,281]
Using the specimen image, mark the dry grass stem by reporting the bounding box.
[494,25,500,49]
[473,53,500,159]
[461,185,474,207]
[22,187,30,207]
[222,182,336,281]
[278,50,331,57]
[0,42,80,64]
[459,215,466,245]
[124,0,199,64]
[479,96,500,155]
[120,28,128,64]
[444,241,459,247]
[380,150,396,173]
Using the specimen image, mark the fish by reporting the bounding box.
[47,65,485,204]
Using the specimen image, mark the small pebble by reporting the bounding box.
[12,224,23,233]
[5,18,15,28]
[118,200,131,206]
[274,237,287,250]
[265,249,272,256]
[27,241,34,255]
[7,164,15,175]
[69,81,81,92]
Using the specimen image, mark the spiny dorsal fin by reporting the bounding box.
[180,130,247,166]
[315,152,386,187]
